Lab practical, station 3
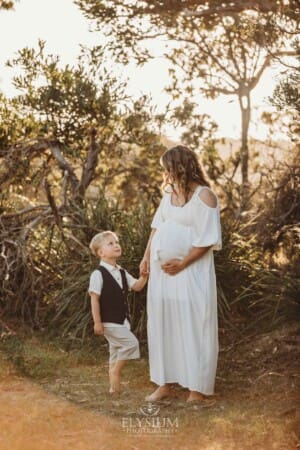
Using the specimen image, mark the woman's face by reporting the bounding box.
[160,160,175,184]
[163,170,175,184]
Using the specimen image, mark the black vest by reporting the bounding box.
[96,265,129,324]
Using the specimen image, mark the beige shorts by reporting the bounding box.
[104,325,140,364]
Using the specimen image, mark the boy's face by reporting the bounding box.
[97,234,122,260]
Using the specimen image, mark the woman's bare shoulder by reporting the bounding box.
[198,187,217,208]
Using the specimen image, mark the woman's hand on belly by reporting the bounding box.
[161,259,186,275]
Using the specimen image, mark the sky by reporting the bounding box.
[0,0,287,141]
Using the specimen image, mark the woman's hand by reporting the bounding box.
[161,259,186,275]
[139,256,150,276]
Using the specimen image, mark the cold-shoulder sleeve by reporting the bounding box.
[191,190,222,251]
[151,194,167,229]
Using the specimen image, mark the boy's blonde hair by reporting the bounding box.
[89,231,118,256]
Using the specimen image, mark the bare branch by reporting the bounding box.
[0,205,49,218]
[221,16,241,78]
[47,141,79,191]
[20,209,52,241]
[249,51,297,91]
[78,128,100,196]
[43,178,62,228]
[61,170,69,207]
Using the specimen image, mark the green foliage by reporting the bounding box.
[0,93,40,151]
[211,144,299,330]
[76,1,298,87]
[272,72,300,113]
[76,1,299,47]
[6,42,124,153]
[255,146,300,275]
[1,43,167,206]
[270,41,300,140]
[215,215,299,331]
[171,98,218,152]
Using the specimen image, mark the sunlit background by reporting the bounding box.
[0,0,285,141]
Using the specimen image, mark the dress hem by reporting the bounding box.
[150,377,215,396]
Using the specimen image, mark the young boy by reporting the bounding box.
[88,230,148,397]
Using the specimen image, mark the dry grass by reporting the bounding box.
[0,321,299,450]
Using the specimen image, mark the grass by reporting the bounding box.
[0,321,299,450]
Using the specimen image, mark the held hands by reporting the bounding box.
[161,259,186,276]
[139,257,150,277]
[94,322,104,336]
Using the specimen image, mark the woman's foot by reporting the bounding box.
[145,385,172,402]
[186,391,206,402]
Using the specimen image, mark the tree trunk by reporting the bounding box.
[239,92,251,212]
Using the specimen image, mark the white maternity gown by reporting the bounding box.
[147,185,222,394]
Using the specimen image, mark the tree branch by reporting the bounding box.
[183,1,279,18]
[78,128,100,196]
[249,51,297,91]
[43,178,62,228]
[47,140,79,192]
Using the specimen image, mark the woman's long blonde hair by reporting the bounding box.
[160,145,210,202]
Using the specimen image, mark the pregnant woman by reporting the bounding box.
[140,145,222,403]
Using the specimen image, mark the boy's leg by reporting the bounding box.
[105,326,140,394]
[117,328,140,361]
[109,361,118,393]
[110,360,126,393]
[104,331,120,393]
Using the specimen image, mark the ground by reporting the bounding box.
[0,320,299,450]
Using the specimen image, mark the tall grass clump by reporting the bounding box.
[215,213,299,333]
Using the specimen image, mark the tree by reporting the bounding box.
[76,0,299,211]
[1,42,167,205]
[0,43,167,328]
[165,15,296,211]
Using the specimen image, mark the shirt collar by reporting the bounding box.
[100,261,120,272]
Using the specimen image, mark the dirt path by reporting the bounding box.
[0,376,126,450]
[0,321,299,450]
[0,373,173,450]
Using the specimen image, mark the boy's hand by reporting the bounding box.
[94,322,104,335]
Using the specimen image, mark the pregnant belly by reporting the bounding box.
[151,221,192,263]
